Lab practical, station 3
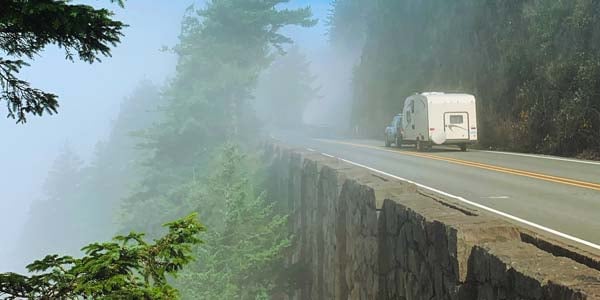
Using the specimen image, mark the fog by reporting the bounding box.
[0,0,195,270]
[303,45,361,129]
[0,0,340,272]
[6,1,599,298]
[254,3,361,133]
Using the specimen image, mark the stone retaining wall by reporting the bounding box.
[264,143,600,300]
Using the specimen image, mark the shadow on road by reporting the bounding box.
[390,144,464,153]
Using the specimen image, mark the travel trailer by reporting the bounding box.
[401,92,477,151]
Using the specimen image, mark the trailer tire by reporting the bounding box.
[460,143,467,152]
[395,136,402,148]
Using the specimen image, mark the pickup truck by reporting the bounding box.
[384,114,403,147]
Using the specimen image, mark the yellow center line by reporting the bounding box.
[316,139,600,192]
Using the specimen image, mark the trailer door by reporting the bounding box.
[444,112,469,140]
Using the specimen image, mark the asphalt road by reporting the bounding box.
[274,133,600,249]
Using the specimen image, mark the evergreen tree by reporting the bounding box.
[0,0,126,122]
[326,0,370,52]
[17,80,163,264]
[342,0,600,156]
[75,80,164,241]
[116,2,316,297]
[18,144,84,262]
[176,145,290,299]
[8,2,318,299]
[122,0,316,237]
[1,214,204,300]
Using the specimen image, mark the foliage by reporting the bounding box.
[335,0,600,157]
[326,0,370,52]
[0,214,204,300]
[0,0,125,122]
[122,0,316,237]
[254,46,319,128]
[14,1,314,299]
[17,144,85,262]
[78,80,164,239]
[18,80,163,263]
[175,144,291,300]
[116,1,315,298]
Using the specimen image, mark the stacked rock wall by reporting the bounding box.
[264,143,600,300]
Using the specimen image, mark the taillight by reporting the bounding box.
[429,128,435,131]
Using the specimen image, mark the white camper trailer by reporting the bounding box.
[402,92,477,151]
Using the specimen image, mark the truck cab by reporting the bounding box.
[384,114,403,147]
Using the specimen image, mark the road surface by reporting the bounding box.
[274,133,600,250]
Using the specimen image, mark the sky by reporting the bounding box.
[0,0,330,269]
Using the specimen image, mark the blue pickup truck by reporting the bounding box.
[384,114,403,147]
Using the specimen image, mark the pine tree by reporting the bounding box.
[0,0,125,122]
[343,0,600,156]
[76,80,164,241]
[327,0,370,52]
[1,214,204,300]
[17,81,164,264]
[121,0,316,237]
[18,144,84,262]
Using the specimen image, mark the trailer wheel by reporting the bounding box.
[395,136,402,148]
[459,143,467,152]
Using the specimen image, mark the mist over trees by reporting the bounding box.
[332,0,600,157]
[7,0,600,298]
[326,0,369,53]
[16,80,163,265]
[120,0,315,235]
[255,46,319,128]
[18,144,84,262]
[10,0,316,297]
[115,1,316,298]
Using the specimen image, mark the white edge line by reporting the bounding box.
[319,151,600,251]
[478,150,600,166]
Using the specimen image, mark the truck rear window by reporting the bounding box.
[450,115,464,124]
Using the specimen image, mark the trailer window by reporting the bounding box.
[449,115,464,124]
